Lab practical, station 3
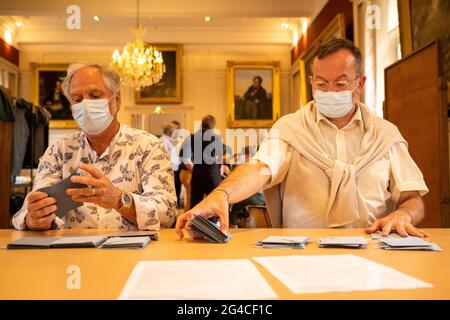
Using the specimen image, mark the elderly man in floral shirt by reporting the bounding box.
[13,63,177,231]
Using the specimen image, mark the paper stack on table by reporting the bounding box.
[378,237,442,251]
[7,236,108,249]
[256,236,309,249]
[7,235,153,249]
[101,236,151,249]
[109,230,159,241]
[191,215,231,243]
[318,236,368,249]
[49,236,108,248]
[38,174,88,218]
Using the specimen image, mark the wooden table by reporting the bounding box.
[0,228,449,299]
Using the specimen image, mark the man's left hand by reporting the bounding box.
[66,162,122,209]
[364,210,429,238]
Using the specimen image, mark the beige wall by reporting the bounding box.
[19,44,292,137]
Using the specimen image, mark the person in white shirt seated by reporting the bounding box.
[176,39,429,239]
[13,63,177,231]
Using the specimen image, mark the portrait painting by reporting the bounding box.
[227,61,280,128]
[136,45,183,104]
[32,63,77,128]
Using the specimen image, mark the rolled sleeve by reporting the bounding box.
[388,142,429,204]
[134,141,177,230]
[252,138,293,189]
[12,206,28,230]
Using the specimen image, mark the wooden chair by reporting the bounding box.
[236,205,272,228]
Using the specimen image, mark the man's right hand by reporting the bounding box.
[25,191,57,230]
[175,189,229,239]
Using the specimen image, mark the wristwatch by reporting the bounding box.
[118,191,133,211]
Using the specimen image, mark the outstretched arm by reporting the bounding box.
[175,160,270,239]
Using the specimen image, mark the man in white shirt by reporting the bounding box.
[160,123,181,173]
[176,39,429,239]
[13,63,177,231]
[161,122,181,208]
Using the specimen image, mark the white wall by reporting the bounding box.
[18,43,292,137]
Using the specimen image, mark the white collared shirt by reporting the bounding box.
[253,105,428,228]
[13,124,177,230]
[161,134,181,172]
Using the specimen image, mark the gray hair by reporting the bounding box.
[62,63,121,99]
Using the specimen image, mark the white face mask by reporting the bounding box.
[313,90,354,118]
[71,98,114,135]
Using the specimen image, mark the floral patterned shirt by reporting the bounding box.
[12,124,177,231]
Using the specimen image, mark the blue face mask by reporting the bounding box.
[71,97,114,135]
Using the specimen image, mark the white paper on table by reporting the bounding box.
[252,254,432,294]
[119,259,277,300]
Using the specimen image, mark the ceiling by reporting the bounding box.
[0,0,328,47]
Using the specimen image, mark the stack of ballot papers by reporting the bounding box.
[256,236,309,249]
[101,236,150,249]
[378,237,442,251]
[318,236,368,249]
[7,236,108,249]
[6,233,157,249]
[109,231,159,241]
[38,174,88,218]
[191,215,231,243]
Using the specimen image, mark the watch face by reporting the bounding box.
[123,193,132,205]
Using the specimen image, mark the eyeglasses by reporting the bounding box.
[311,77,359,92]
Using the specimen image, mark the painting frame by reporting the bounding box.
[226,61,281,128]
[298,13,346,105]
[397,0,414,57]
[135,44,183,104]
[31,63,78,129]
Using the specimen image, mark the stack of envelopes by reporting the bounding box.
[318,237,368,249]
[101,236,150,249]
[6,232,159,249]
[191,215,231,243]
[378,237,442,251]
[7,236,108,249]
[256,236,309,249]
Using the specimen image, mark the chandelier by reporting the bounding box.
[111,0,165,90]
